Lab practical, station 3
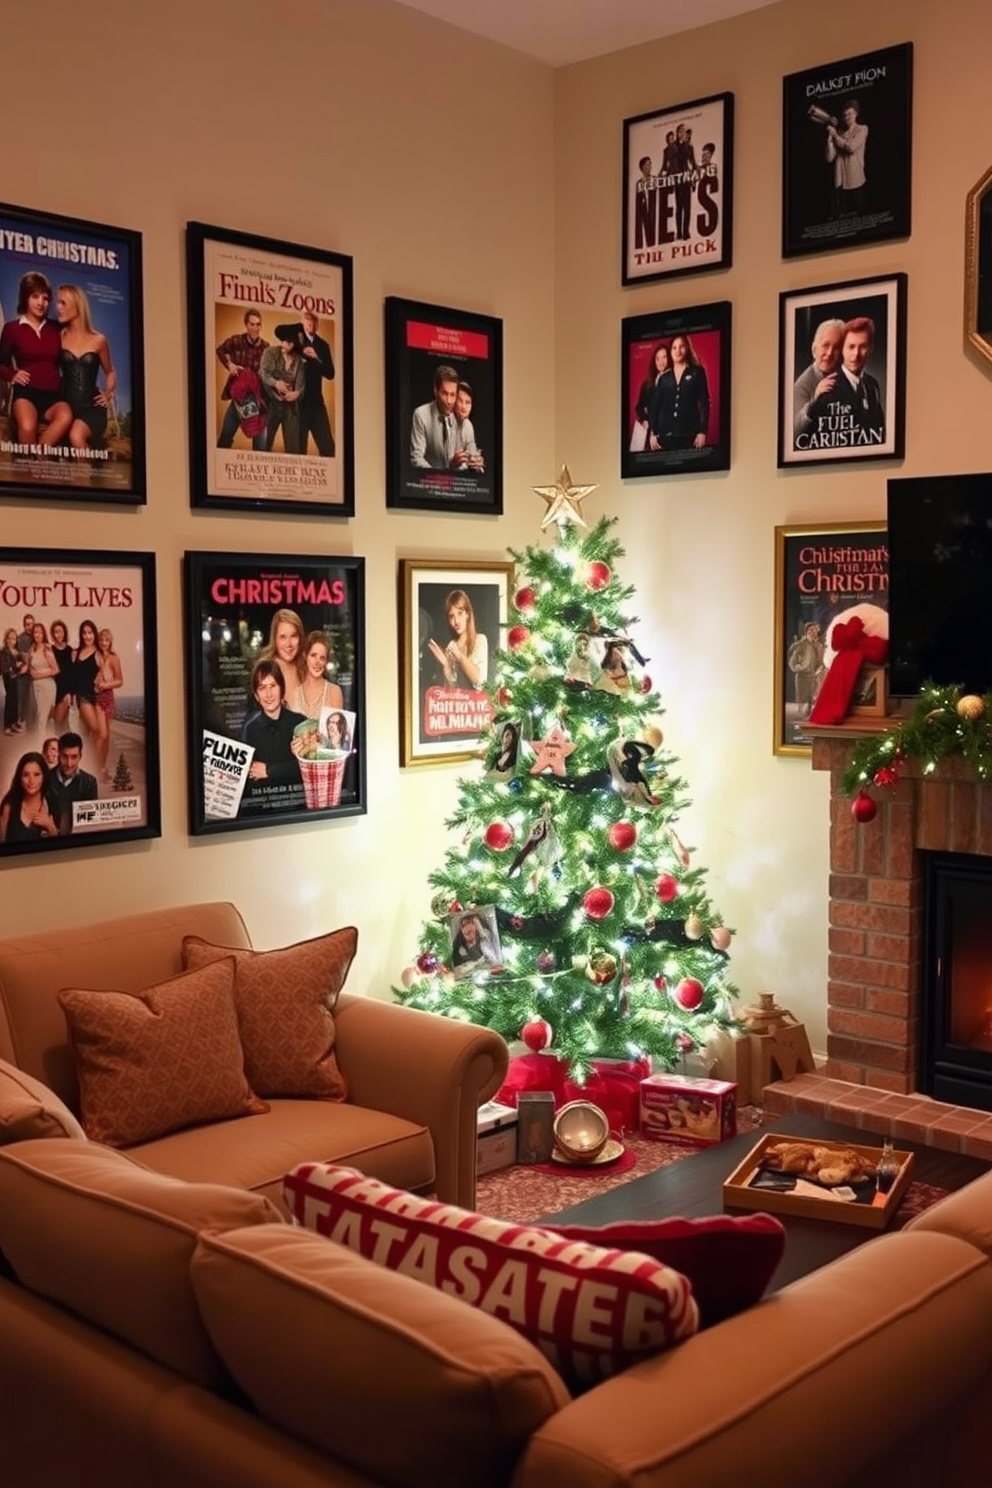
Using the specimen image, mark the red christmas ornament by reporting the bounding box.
[639,674,652,694]
[653,974,667,993]
[484,819,514,852]
[583,886,615,920]
[852,789,878,824]
[586,561,612,591]
[655,873,680,903]
[416,951,439,974]
[496,686,513,707]
[873,764,900,788]
[673,976,705,1011]
[507,625,530,651]
[676,1032,695,1054]
[607,820,637,852]
[514,586,536,612]
[521,1018,553,1052]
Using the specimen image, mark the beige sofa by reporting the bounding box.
[0,901,509,1211]
[3,903,992,1488]
[2,1134,992,1488]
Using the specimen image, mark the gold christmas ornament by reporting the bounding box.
[585,949,618,984]
[642,724,664,751]
[957,694,986,721]
[684,912,705,941]
[552,1100,610,1162]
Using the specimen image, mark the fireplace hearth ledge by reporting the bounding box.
[763,1073,992,1160]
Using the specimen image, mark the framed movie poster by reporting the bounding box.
[0,548,160,855]
[186,223,354,517]
[773,521,888,756]
[184,551,365,835]
[0,202,145,505]
[778,273,906,468]
[621,92,734,286]
[782,43,913,259]
[385,297,503,516]
[621,301,732,479]
[399,557,513,767]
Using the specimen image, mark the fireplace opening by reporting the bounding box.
[921,851,992,1111]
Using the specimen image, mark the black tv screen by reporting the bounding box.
[887,472,992,699]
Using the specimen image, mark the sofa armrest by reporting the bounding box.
[332,992,508,1209]
[514,1231,992,1488]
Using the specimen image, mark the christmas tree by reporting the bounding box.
[112,751,133,793]
[396,467,740,1081]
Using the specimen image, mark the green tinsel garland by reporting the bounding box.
[841,683,992,796]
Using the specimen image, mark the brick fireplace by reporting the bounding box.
[762,733,992,1160]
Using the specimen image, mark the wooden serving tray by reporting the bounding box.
[723,1132,914,1229]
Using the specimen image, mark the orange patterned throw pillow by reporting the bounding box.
[182,929,356,1101]
[58,959,268,1148]
[283,1163,699,1390]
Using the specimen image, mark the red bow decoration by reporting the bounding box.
[808,616,889,726]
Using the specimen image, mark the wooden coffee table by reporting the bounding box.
[537,1111,990,1292]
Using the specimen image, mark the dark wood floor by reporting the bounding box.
[538,1110,990,1291]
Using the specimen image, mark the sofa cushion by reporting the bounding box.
[130,1098,435,1216]
[191,1224,569,1488]
[183,929,355,1101]
[905,1167,992,1259]
[0,1138,285,1390]
[548,1213,786,1325]
[283,1162,698,1389]
[0,1058,86,1145]
[58,959,268,1147]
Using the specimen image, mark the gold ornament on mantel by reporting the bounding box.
[956,694,986,722]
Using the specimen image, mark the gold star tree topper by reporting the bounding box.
[533,464,597,531]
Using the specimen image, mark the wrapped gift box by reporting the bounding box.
[640,1073,737,1146]
[476,1100,518,1176]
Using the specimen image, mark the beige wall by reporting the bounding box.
[554,0,992,1051]
[0,0,553,994]
[5,0,989,1059]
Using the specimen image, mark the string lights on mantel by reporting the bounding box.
[842,684,992,824]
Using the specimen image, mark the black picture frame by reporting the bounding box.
[782,42,913,259]
[621,92,734,286]
[0,202,145,505]
[184,551,366,835]
[185,222,354,517]
[384,296,503,515]
[773,522,888,756]
[621,301,732,479]
[0,548,160,856]
[778,272,907,468]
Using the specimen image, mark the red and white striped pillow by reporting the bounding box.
[283,1163,698,1390]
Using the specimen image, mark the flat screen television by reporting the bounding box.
[887,472,992,699]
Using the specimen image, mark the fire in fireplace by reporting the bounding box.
[921,851,992,1111]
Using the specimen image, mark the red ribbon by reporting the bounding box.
[808,616,889,726]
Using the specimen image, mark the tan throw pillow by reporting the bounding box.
[0,1058,86,1145]
[0,1138,285,1390]
[58,959,268,1148]
[183,929,356,1101]
[191,1225,568,1488]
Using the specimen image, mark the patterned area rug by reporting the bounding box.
[475,1106,949,1227]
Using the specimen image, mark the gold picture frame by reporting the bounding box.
[399,557,513,768]
[964,164,992,368]
[773,521,888,757]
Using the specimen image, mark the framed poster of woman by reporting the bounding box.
[399,557,513,767]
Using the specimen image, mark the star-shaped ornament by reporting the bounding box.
[529,726,577,778]
[533,464,597,531]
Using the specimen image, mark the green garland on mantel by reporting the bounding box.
[841,683,992,796]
